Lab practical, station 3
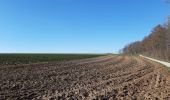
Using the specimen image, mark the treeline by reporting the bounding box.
[123,18,170,61]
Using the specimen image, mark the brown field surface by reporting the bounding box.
[0,55,170,100]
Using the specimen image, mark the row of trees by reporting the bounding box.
[122,18,170,61]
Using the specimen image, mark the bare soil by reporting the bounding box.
[0,55,170,100]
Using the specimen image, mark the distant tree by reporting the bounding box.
[122,2,170,61]
[122,20,169,61]
[123,41,141,55]
[165,18,170,59]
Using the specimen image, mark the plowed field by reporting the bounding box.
[0,55,170,100]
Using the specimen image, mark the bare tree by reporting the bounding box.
[122,23,169,61]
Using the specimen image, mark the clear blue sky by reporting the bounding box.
[0,0,170,53]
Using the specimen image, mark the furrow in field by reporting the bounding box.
[1,55,170,100]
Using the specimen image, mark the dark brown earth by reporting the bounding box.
[0,55,170,100]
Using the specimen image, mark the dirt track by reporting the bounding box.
[0,55,170,100]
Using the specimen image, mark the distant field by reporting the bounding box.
[0,54,105,65]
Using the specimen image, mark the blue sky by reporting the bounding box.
[0,0,170,53]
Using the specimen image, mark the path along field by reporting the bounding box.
[0,55,170,100]
[140,55,170,68]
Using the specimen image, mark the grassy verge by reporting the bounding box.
[0,53,106,65]
[165,66,170,72]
